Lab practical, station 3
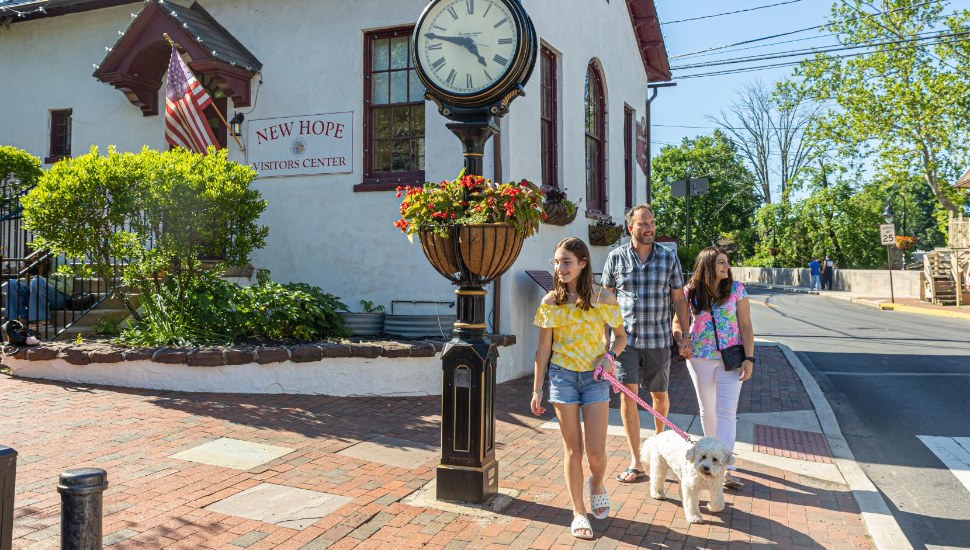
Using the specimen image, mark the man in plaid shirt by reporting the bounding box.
[602,204,692,483]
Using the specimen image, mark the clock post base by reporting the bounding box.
[436,460,498,504]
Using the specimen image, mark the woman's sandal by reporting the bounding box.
[615,467,646,483]
[570,514,593,539]
[723,472,743,489]
[587,476,610,520]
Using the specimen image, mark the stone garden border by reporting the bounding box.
[4,335,516,397]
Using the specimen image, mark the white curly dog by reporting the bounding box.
[640,431,735,524]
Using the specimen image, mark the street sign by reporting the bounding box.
[880,224,896,245]
[670,179,687,198]
[690,177,708,196]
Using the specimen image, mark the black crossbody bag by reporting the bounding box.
[709,305,745,371]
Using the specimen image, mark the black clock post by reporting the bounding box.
[411,0,537,504]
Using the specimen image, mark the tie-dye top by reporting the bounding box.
[686,281,748,360]
[533,301,623,372]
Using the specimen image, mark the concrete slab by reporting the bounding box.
[402,480,522,518]
[336,435,438,468]
[738,410,822,433]
[170,438,294,470]
[205,483,351,530]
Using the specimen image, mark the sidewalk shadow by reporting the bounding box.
[491,494,826,548]
[743,469,864,513]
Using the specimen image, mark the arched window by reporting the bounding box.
[585,63,607,212]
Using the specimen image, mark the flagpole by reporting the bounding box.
[163,33,246,151]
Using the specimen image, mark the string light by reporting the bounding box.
[0,0,50,19]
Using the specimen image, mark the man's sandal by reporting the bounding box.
[615,467,646,483]
[723,472,743,489]
[587,477,610,520]
[570,514,593,539]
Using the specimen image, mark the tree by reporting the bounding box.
[786,0,970,221]
[22,146,268,319]
[651,131,762,264]
[709,81,820,206]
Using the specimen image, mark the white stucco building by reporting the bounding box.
[0,0,670,387]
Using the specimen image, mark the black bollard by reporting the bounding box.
[0,446,16,550]
[58,468,107,550]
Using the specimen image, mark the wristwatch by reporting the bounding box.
[605,350,616,360]
[744,356,756,364]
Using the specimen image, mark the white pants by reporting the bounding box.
[686,356,743,452]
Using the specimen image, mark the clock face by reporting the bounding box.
[415,0,520,96]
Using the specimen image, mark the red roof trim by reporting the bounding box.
[626,0,671,82]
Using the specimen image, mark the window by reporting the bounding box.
[197,73,228,149]
[584,63,607,212]
[624,106,634,209]
[360,27,425,191]
[46,109,72,163]
[540,46,558,189]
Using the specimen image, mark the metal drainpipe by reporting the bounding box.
[492,118,503,334]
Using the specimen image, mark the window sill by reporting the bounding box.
[585,210,613,222]
[355,173,425,192]
[44,155,69,164]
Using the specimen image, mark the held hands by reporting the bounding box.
[739,360,754,382]
[677,337,693,359]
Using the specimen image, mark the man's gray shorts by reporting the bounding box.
[615,347,670,392]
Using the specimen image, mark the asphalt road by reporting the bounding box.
[747,287,970,550]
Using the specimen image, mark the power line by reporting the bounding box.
[668,0,947,59]
[674,34,970,79]
[671,30,969,71]
[663,0,804,25]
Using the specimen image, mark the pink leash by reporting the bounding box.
[594,355,691,442]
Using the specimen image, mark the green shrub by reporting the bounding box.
[0,145,43,194]
[22,146,268,321]
[121,271,350,346]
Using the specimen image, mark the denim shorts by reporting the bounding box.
[547,363,611,406]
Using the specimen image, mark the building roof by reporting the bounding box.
[957,168,970,189]
[7,0,670,82]
[626,0,671,82]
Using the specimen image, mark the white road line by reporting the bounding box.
[824,372,970,377]
[918,435,970,496]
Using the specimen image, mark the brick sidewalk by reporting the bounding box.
[1,344,872,549]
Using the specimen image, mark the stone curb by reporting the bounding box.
[767,340,913,550]
[12,335,516,367]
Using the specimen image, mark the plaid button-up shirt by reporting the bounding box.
[601,243,684,350]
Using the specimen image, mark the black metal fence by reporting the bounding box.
[0,185,123,341]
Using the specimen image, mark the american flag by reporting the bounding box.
[165,47,218,154]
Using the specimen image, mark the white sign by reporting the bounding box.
[880,224,896,245]
[246,112,353,177]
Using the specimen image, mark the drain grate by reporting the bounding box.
[754,425,833,463]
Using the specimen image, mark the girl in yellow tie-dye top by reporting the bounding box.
[530,237,627,540]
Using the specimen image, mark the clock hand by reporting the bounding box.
[425,33,488,66]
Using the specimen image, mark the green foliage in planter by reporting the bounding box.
[121,270,350,346]
[0,145,43,194]
[358,300,385,313]
[22,146,268,321]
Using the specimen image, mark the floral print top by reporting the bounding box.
[533,302,623,372]
[686,281,748,360]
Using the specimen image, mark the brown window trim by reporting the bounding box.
[624,106,634,209]
[585,63,607,212]
[359,25,425,192]
[540,45,559,189]
[47,108,72,164]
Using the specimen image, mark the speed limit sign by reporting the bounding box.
[880,224,896,246]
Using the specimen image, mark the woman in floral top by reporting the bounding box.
[531,237,627,539]
[674,247,755,489]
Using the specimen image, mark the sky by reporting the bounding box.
[650,0,837,151]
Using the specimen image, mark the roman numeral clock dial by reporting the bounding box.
[413,0,531,105]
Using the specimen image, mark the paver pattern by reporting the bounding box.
[2,344,872,549]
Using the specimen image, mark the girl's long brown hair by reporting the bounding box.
[553,237,594,311]
[687,247,733,314]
